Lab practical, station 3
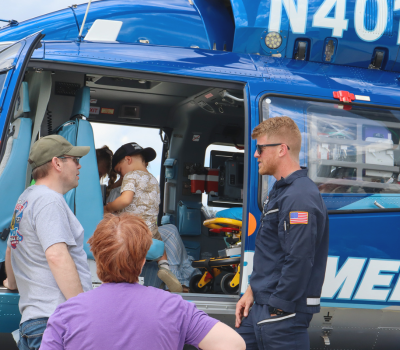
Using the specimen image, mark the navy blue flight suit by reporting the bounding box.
[238,168,329,349]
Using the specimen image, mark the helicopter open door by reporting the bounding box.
[0,32,44,265]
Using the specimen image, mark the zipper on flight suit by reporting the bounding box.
[261,198,269,228]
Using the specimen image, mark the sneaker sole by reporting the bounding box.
[157,269,183,293]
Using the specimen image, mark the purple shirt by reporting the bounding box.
[41,283,218,350]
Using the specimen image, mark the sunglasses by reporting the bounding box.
[256,143,290,155]
[58,156,81,165]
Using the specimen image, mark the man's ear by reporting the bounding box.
[126,156,132,165]
[279,144,289,158]
[277,145,284,158]
[51,157,62,173]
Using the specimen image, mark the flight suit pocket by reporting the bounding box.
[262,210,279,230]
[262,208,280,236]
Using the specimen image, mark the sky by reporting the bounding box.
[1,1,90,23]
[3,0,243,206]
[91,123,164,182]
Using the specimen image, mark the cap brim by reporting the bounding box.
[66,146,90,157]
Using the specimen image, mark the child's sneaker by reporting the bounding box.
[157,267,183,293]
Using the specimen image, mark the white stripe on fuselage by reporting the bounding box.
[322,257,400,302]
[241,254,400,303]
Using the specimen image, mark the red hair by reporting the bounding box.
[88,213,152,283]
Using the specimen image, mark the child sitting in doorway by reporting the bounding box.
[104,142,182,293]
[96,146,119,199]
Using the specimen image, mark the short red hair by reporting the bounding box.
[88,213,152,283]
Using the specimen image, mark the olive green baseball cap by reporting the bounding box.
[28,135,90,169]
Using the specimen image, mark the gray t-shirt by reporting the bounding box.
[7,185,92,324]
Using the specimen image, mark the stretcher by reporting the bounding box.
[189,217,241,295]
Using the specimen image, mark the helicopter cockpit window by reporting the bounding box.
[0,73,6,94]
[0,42,22,71]
[0,42,23,103]
[261,96,400,209]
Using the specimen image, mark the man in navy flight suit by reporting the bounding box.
[235,116,329,349]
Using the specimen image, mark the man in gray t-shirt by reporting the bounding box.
[3,135,92,350]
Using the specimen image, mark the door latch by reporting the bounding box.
[321,332,331,346]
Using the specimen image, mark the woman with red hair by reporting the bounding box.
[40,213,245,350]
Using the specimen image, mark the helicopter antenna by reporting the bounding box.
[0,19,18,27]
[78,0,93,41]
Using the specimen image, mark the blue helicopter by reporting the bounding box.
[1,0,400,348]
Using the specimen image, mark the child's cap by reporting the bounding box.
[112,142,156,170]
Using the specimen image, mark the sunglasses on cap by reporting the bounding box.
[256,143,290,155]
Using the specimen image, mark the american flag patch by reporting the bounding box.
[290,211,308,224]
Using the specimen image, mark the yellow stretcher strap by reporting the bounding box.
[203,217,242,229]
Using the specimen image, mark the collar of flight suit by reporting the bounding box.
[274,167,308,189]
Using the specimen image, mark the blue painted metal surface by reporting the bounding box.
[0,0,234,51]
[230,0,400,71]
[42,41,258,77]
[1,0,399,71]
[324,211,400,307]
[38,40,400,103]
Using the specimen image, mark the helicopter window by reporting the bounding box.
[0,42,23,104]
[0,42,22,71]
[261,96,400,210]
[91,122,163,186]
[203,144,244,209]
[0,73,7,94]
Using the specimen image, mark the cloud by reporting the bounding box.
[121,136,129,144]
[91,122,163,180]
